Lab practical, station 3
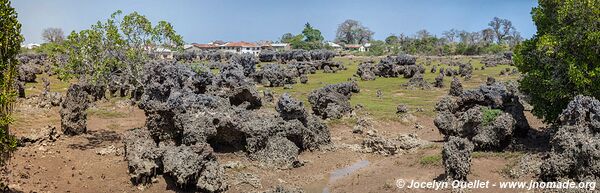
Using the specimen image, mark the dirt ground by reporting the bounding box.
[3,94,546,193]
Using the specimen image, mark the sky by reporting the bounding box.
[13,0,538,44]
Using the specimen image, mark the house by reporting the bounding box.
[155,47,174,59]
[188,43,220,52]
[326,42,342,50]
[220,41,261,56]
[260,43,290,51]
[344,44,370,52]
[270,43,290,51]
[21,43,40,49]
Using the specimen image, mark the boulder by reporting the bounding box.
[442,136,474,181]
[540,95,600,183]
[60,84,89,135]
[308,82,360,119]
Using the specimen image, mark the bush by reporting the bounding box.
[0,0,24,165]
[481,108,503,126]
[419,155,442,166]
[514,0,600,122]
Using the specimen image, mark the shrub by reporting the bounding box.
[0,0,23,166]
[514,0,600,122]
[481,108,503,126]
[419,155,442,166]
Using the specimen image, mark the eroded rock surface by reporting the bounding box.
[443,136,474,181]
[540,95,600,183]
[308,82,360,119]
[434,81,529,150]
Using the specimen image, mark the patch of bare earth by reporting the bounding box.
[5,96,546,193]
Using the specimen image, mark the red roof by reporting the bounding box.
[223,41,259,47]
[192,43,218,48]
[345,44,362,48]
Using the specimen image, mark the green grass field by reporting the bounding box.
[263,56,519,121]
[259,57,518,120]
[25,56,519,122]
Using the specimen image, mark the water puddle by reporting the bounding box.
[304,160,370,193]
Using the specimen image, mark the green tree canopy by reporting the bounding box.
[0,0,23,165]
[59,10,184,88]
[514,0,600,122]
[302,23,324,42]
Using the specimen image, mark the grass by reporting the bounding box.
[87,108,127,119]
[499,159,521,179]
[106,123,121,130]
[472,151,524,159]
[481,107,503,125]
[419,154,442,166]
[261,56,520,122]
[33,55,520,123]
[23,74,71,96]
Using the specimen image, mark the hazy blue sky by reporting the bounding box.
[13,0,538,44]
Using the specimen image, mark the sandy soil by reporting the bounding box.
[3,97,546,193]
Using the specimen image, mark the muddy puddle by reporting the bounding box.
[304,160,370,193]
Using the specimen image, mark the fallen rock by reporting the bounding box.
[60,84,89,135]
[434,81,530,150]
[162,143,228,192]
[448,77,462,96]
[20,125,60,144]
[361,133,429,155]
[308,82,360,119]
[442,136,474,181]
[540,95,600,183]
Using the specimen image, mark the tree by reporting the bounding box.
[42,27,64,43]
[385,34,399,44]
[280,33,294,43]
[335,19,373,44]
[481,28,496,44]
[514,0,600,122]
[442,29,460,43]
[506,30,523,48]
[0,0,23,166]
[301,23,324,42]
[488,17,514,44]
[416,29,432,40]
[287,34,306,49]
[60,10,183,90]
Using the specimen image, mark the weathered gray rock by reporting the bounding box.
[443,136,474,181]
[263,185,305,193]
[15,80,25,98]
[17,64,37,82]
[540,95,600,183]
[299,74,308,84]
[362,135,399,156]
[126,61,331,191]
[255,64,292,87]
[259,50,277,62]
[433,73,444,88]
[396,104,408,114]
[230,53,258,76]
[374,54,422,78]
[362,133,429,155]
[60,84,89,135]
[486,76,496,86]
[434,82,530,150]
[449,77,463,96]
[20,125,60,144]
[162,144,228,192]
[308,82,360,119]
[124,128,162,184]
[356,62,377,81]
[402,73,431,89]
[250,136,300,168]
[263,89,274,103]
